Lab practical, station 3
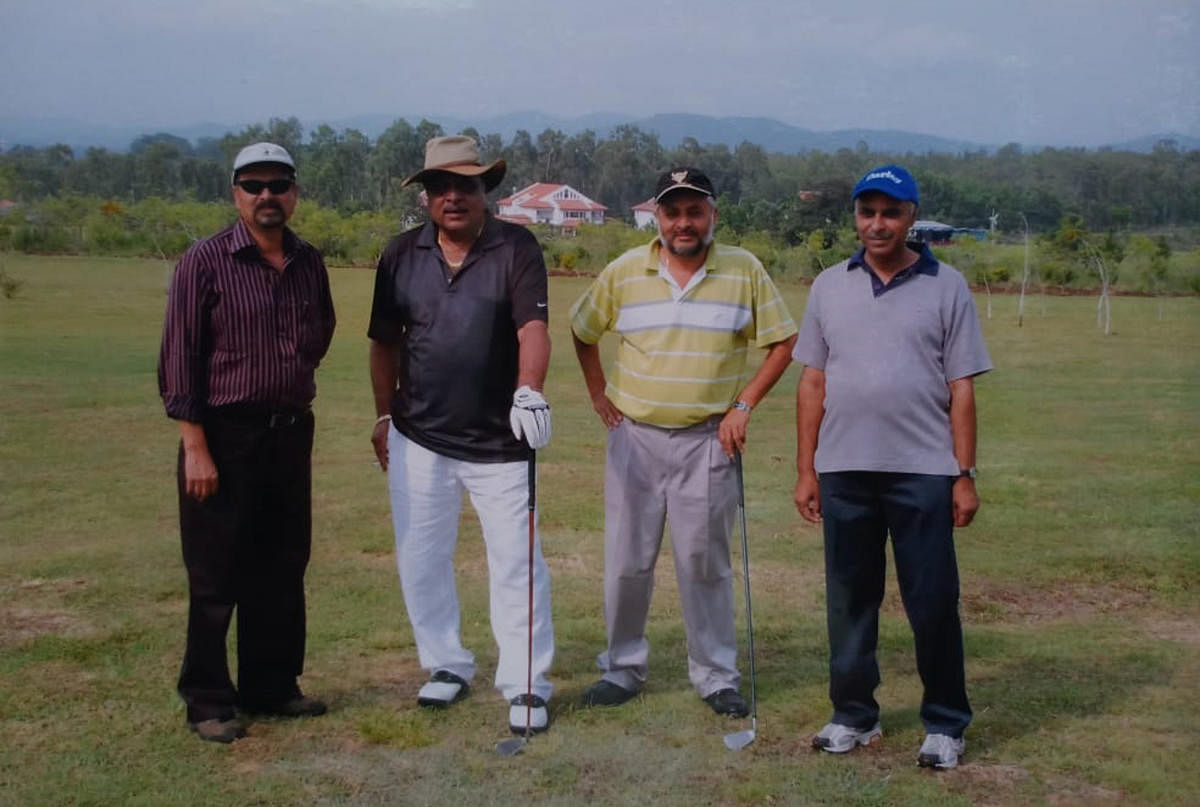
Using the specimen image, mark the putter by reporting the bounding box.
[496,451,537,757]
[724,451,759,751]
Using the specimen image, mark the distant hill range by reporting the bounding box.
[2,110,1196,156]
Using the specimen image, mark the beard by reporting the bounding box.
[659,212,715,257]
[253,202,287,229]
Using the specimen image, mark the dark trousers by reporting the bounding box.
[176,409,314,722]
[819,472,971,737]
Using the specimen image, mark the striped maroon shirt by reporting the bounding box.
[158,219,336,422]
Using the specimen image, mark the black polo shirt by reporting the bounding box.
[368,215,549,462]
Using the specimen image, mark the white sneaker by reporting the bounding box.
[416,670,469,708]
[811,721,882,753]
[918,733,965,769]
[508,694,549,735]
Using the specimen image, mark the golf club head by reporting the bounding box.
[723,728,756,751]
[495,736,527,757]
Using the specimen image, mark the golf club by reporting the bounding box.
[723,450,758,751]
[496,451,536,757]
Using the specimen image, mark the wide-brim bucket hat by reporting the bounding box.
[402,135,507,192]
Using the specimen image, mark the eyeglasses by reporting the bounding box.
[235,178,295,195]
[423,174,484,197]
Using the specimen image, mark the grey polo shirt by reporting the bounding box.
[792,244,992,475]
[368,215,548,463]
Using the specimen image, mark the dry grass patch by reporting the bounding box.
[962,580,1153,625]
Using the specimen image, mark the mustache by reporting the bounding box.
[255,200,284,212]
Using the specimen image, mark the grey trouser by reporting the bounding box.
[597,416,739,697]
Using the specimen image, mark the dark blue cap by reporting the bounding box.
[852,164,919,205]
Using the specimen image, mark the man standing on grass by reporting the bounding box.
[570,167,797,718]
[158,142,336,743]
[368,136,555,736]
[794,164,991,769]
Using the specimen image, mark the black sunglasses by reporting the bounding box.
[235,178,295,195]
[423,174,484,196]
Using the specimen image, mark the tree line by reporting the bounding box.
[3,116,1199,240]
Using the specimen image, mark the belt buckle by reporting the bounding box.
[268,412,296,429]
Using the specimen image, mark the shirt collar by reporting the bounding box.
[229,217,299,257]
[848,241,939,297]
[644,237,719,273]
[847,241,939,276]
[418,213,501,251]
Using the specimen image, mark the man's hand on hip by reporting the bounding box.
[590,392,624,430]
[510,385,552,449]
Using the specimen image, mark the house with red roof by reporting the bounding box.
[631,198,657,230]
[497,183,606,229]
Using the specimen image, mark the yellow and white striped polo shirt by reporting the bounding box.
[569,239,797,428]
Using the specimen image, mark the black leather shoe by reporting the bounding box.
[580,679,637,707]
[704,688,749,718]
[242,695,328,718]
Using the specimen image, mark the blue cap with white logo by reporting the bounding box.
[852,164,919,205]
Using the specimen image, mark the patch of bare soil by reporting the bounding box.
[0,577,93,646]
[957,762,1032,787]
[1045,778,1123,805]
[961,581,1152,625]
[748,559,824,600]
[1141,617,1200,647]
[0,606,92,646]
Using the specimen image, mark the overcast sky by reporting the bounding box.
[2,0,1197,146]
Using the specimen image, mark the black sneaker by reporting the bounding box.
[580,679,637,707]
[704,688,749,718]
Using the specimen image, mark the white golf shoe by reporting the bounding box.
[918,733,965,769]
[811,721,882,753]
[416,670,469,708]
[508,694,549,735]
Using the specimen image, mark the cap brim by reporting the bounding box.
[231,160,296,184]
[654,183,713,203]
[852,183,918,203]
[402,159,507,192]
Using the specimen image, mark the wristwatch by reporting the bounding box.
[732,400,752,413]
[958,467,978,480]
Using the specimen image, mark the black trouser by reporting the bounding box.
[176,408,314,722]
[819,471,971,738]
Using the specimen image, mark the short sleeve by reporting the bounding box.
[748,262,798,348]
[942,272,993,382]
[367,238,405,344]
[791,277,829,369]
[568,265,617,345]
[509,227,549,328]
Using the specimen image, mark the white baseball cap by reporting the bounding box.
[231,142,296,183]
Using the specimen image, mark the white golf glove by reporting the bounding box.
[509,385,552,450]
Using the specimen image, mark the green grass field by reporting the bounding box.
[1,254,1198,806]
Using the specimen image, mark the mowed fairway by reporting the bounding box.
[1,253,1198,807]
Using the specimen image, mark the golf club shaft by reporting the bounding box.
[525,451,535,735]
[734,451,757,723]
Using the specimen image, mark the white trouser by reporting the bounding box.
[387,427,554,701]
